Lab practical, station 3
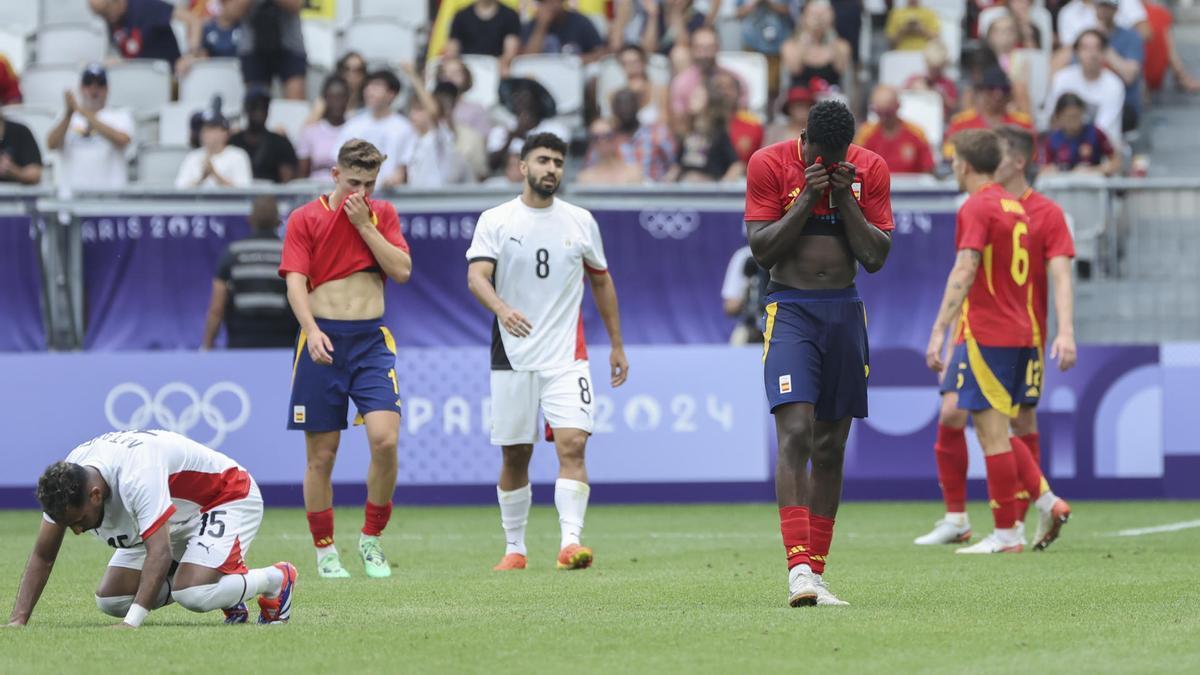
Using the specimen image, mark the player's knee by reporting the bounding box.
[501,445,533,469]
[556,434,587,464]
[1012,408,1037,436]
[368,435,398,463]
[776,419,815,460]
[171,584,218,613]
[938,397,968,428]
[811,440,847,472]
[95,593,133,617]
[306,447,338,474]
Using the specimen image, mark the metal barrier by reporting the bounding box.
[2,177,1198,348]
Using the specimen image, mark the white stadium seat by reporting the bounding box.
[18,63,80,108]
[41,0,101,28]
[1017,48,1052,123]
[510,53,584,118]
[179,58,246,117]
[34,23,108,67]
[265,99,312,146]
[923,0,965,25]
[137,145,191,186]
[898,89,945,156]
[0,29,30,75]
[878,50,927,88]
[358,0,429,30]
[7,3,39,38]
[938,21,962,65]
[717,51,769,119]
[340,19,417,67]
[302,20,336,71]
[159,102,200,146]
[1,105,58,156]
[425,54,500,110]
[106,60,172,119]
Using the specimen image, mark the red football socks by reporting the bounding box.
[306,508,335,548]
[362,500,393,537]
[1011,436,1048,519]
[809,515,835,575]
[935,424,969,513]
[1020,432,1041,467]
[984,452,1019,529]
[779,506,811,570]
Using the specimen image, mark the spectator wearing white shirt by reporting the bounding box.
[175,110,254,188]
[1057,0,1149,50]
[46,64,134,191]
[1044,29,1126,146]
[335,70,418,188]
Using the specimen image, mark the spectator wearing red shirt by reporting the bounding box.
[712,70,764,165]
[855,85,934,174]
[943,66,1032,160]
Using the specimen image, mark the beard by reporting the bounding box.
[527,172,559,198]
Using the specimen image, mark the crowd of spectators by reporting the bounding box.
[2,0,1200,190]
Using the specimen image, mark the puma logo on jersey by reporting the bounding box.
[195,542,212,554]
[509,235,524,246]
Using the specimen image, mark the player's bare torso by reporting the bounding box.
[768,232,858,290]
[309,271,385,320]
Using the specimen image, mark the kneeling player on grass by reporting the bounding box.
[916,126,1073,551]
[925,129,1069,555]
[466,133,629,571]
[6,430,296,628]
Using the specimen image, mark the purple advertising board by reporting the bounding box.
[0,216,44,351]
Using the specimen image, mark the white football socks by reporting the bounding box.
[497,484,532,556]
[171,566,283,613]
[554,478,590,548]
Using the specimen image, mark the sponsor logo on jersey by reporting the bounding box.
[293,405,306,423]
[779,374,792,394]
[508,235,524,246]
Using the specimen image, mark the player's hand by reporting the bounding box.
[1050,333,1077,371]
[499,307,533,337]
[831,162,857,193]
[803,162,831,196]
[926,331,946,373]
[307,328,335,365]
[201,157,214,177]
[344,193,374,230]
[610,347,629,387]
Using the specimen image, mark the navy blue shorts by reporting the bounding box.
[762,286,869,421]
[288,318,402,432]
[953,342,1037,417]
[241,50,307,85]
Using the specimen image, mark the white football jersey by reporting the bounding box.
[43,430,252,551]
[466,196,608,371]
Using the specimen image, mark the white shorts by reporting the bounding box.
[108,481,263,575]
[490,360,595,445]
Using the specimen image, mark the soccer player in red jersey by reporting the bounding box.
[925,129,1070,555]
[916,126,1075,551]
[745,100,894,606]
[278,139,413,579]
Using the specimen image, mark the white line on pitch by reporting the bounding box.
[1108,520,1200,537]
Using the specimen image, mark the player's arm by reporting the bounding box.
[1048,256,1077,371]
[830,162,892,273]
[926,248,981,372]
[285,273,334,364]
[200,279,228,350]
[6,519,66,626]
[117,522,172,629]
[587,270,629,387]
[467,259,532,337]
[745,161,829,269]
[344,196,412,284]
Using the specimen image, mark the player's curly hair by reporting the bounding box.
[805,100,857,152]
[520,132,568,160]
[37,462,89,521]
[337,139,386,172]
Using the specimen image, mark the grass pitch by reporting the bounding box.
[1,501,1197,674]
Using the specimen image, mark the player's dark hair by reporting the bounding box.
[952,129,1003,174]
[805,100,857,152]
[520,132,568,160]
[1053,92,1087,116]
[37,462,89,521]
[337,138,386,172]
[1074,29,1108,52]
[366,69,402,94]
[995,125,1035,164]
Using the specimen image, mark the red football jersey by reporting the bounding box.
[956,183,1034,347]
[744,140,895,232]
[279,194,410,291]
[1020,188,1075,345]
[854,121,935,175]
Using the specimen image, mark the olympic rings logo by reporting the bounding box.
[638,209,700,239]
[104,382,251,448]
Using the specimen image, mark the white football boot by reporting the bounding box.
[914,515,972,545]
[787,565,818,607]
[813,574,850,606]
[955,530,1024,554]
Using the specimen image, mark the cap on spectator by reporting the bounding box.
[785,86,815,108]
[81,63,107,86]
[980,66,1012,91]
[199,108,229,129]
[244,85,271,107]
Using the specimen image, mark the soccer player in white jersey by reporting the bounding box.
[5,430,296,628]
[466,132,629,571]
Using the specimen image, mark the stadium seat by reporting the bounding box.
[340,19,417,67]
[158,102,199,146]
[878,50,926,88]
[938,21,962,65]
[265,99,311,146]
[1,105,58,156]
[106,60,172,120]
[510,54,584,118]
[425,54,500,111]
[136,145,191,186]
[923,0,965,25]
[715,17,743,52]
[40,0,100,28]
[357,0,429,30]
[305,64,330,102]
[0,29,30,75]
[34,23,108,67]
[898,89,944,155]
[8,2,38,37]
[19,63,80,108]
[302,20,336,71]
[1017,48,1051,122]
[594,52,672,119]
[716,51,769,119]
[179,58,246,117]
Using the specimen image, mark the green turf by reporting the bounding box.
[1,501,1198,674]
